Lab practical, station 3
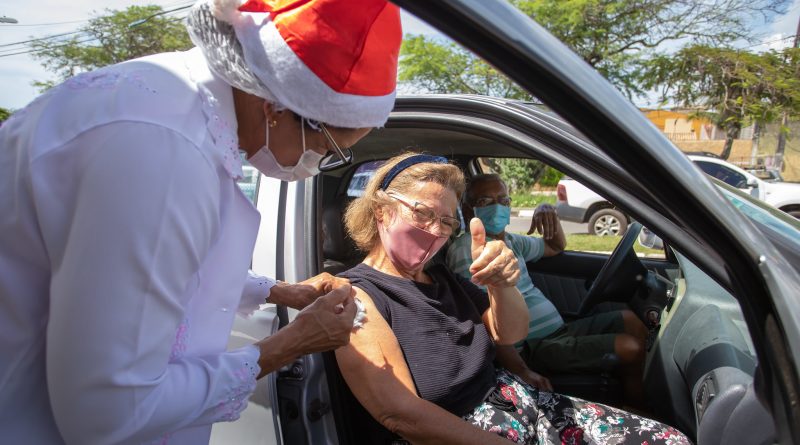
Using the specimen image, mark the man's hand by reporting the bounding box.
[527,203,559,239]
[469,218,520,289]
[271,273,350,310]
[289,284,358,355]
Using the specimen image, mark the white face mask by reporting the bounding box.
[248,117,324,182]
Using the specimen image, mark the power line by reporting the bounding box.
[0,14,187,58]
[0,30,84,48]
[0,0,193,28]
[0,5,191,52]
[0,36,99,58]
[0,18,88,28]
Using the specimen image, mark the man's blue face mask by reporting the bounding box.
[473,203,510,235]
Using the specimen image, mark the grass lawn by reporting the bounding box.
[510,192,557,208]
[564,234,664,257]
[509,232,664,256]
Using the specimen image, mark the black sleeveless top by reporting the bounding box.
[339,263,496,416]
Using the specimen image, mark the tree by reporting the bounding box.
[643,45,800,159]
[0,107,11,123]
[30,5,192,87]
[399,0,790,99]
[399,35,532,100]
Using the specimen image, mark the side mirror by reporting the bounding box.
[638,227,663,250]
[746,178,759,188]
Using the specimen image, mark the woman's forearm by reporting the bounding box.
[486,285,529,344]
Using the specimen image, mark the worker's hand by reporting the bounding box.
[271,273,350,310]
[527,203,559,239]
[290,284,358,354]
[469,218,520,289]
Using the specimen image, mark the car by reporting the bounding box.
[556,176,630,236]
[214,2,800,444]
[747,167,784,183]
[690,155,800,218]
[236,165,259,202]
[557,156,800,233]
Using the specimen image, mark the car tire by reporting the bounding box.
[588,208,628,236]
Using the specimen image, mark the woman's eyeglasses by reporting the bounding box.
[389,193,461,235]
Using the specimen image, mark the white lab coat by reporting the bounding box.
[0,48,272,444]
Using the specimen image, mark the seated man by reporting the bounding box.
[446,173,648,407]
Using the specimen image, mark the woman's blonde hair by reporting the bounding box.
[344,152,465,252]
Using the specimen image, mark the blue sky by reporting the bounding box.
[1,0,798,110]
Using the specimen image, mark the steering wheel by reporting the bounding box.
[576,222,644,316]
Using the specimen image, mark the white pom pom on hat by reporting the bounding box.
[206,0,401,129]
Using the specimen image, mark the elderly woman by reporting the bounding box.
[336,153,691,444]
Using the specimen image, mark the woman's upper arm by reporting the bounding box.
[334,287,420,423]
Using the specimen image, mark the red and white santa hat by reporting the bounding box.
[209,0,401,128]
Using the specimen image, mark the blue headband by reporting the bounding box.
[380,155,449,190]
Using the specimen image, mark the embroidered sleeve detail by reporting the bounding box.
[214,346,260,422]
[196,83,244,180]
[169,318,190,361]
[239,271,277,317]
[64,69,157,94]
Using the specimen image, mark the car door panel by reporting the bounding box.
[527,251,678,317]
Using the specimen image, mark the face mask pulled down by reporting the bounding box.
[378,210,448,272]
[247,117,324,182]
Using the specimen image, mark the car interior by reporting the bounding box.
[271,117,776,445]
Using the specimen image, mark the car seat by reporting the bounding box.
[321,197,364,275]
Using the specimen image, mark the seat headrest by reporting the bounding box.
[322,198,360,262]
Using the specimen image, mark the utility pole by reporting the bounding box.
[775,16,800,169]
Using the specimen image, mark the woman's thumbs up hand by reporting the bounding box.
[468,218,520,289]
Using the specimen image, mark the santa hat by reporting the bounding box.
[205,0,401,128]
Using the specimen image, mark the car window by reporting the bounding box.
[345,160,384,197]
[476,157,666,259]
[694,161,748,189]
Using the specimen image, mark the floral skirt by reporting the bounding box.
[463,369,691,445]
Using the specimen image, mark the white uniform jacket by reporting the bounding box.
[0,48,267,444]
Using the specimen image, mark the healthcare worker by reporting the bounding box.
[0,0,401,443]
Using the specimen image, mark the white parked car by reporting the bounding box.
[689,155,800,218]
[556,177,630,236]
[557,155,800,235]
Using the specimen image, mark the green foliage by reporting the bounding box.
[481,158,563,196]
[0,107,11,122]
[399,0,789,99]
[481,158,546,193]
[399,35,532,99]
[30,5,192,84]
[644,45,800,158]
[538,166,565,187]
[509,193,557,208]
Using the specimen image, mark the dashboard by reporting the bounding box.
[643,251,773,444]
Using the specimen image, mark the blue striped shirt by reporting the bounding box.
[446,232,564,341]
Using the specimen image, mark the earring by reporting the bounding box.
[269,120,277,128]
